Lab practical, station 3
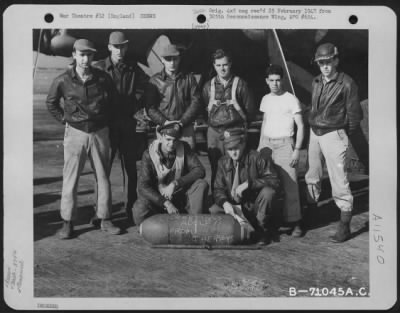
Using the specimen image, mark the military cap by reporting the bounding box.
[160,44,181,57]
[259,146,273,162]
[109,31,129,45]
[221,127,247,149]
[73,39,97,52]
[314,43,338,61]
[156,122,182,138]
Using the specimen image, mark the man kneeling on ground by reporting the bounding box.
[209,128,280,245]
[133,122,209,225]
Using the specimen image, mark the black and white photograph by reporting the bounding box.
[3,5,397,310]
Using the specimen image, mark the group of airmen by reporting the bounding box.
[46,31,363,245]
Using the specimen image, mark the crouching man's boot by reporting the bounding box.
[330,211,352,243]
[126,207,135,226]
[291,220,304,238]
[255,229,271,246]
[256,224,280,246]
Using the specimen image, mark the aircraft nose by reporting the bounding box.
[50,31,77,57]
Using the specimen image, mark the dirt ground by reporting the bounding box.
[33,64,369,299]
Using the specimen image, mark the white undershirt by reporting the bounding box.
[259,91,302,138]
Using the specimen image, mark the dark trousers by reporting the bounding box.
[110,119,139,213]
[133,179,209,225]
[209,186,277,231]
[207,127,225,191]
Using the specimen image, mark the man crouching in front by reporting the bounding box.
[209,128,280,245]
[132,122,209,225]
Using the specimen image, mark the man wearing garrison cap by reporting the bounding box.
[92,31,148,225]
[46,38,121,239]
[132,122,209,225]
[209,127,280,245]
[145,43,201,149]
[305,42,363,243]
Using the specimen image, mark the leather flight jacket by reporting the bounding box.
[92,57,147,122]
[308,71,363,136]
[145,70,201,127]
[46,66,114,133]
[137,141,206,208]
[213,150,280,207]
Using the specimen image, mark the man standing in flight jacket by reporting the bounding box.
[305,43,363,243]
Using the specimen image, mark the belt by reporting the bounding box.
[264,136,293,143]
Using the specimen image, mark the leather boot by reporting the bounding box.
[255,230,271,246]
[330,211,352,243]
[291,221,304,237]
[265,220,280,243]
[101,219,121,235]
[90,205,100,227]
[58,220,73,239]
[90,216,101,227]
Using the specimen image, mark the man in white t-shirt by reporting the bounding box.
[257,64,305,237]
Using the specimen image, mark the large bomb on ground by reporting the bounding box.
[139,214,251,245]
